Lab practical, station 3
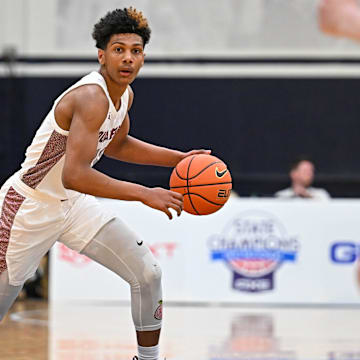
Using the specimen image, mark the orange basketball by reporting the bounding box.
[169,154,232,215]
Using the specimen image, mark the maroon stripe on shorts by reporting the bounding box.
[0,187,25,274]
[22,130,67,189]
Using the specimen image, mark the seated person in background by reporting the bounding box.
[275,157,331,200]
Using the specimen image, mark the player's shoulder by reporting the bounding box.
[72,84,109,116]
[55,83,108,123]
[74,83,108,104]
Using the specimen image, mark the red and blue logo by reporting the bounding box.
[208,210,299,292]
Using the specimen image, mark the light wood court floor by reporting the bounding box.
[0,300,48,360]
[2,299,360,360]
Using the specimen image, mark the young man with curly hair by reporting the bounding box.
[0,8,209,360]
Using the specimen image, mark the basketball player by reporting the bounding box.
[0,8,209,360]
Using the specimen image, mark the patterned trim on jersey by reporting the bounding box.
[21,131,67,189]
[0,187,25,274]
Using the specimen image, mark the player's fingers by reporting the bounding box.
[170,191,183,201]
[169,203,182,217]
[163,207,173,220]
[188,149,211,156]
[200,149,211,154]
[172,198,183,210]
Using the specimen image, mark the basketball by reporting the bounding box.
[169,154,232,215]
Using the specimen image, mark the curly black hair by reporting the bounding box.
[92,7,151,49]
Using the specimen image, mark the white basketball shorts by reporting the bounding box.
[0,175,115,286]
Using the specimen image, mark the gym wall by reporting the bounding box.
[1,0,360,197]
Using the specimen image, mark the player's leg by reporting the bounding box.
[0,182,64,322]
[0,185,56,322]
[0,270,23,322]
[80,218,162,359]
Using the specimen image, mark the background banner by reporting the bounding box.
[50,197,360,304]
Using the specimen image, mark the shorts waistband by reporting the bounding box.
[12,176,62,203]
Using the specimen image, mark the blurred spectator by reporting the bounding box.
[275,157,331,200]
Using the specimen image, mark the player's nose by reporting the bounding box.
[122,50,133,63]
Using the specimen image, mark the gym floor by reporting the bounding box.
[2,299,360,360]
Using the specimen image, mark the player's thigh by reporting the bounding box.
[0,187,63,286]
[59,194,116,252]
[81,218,161,285]
[60,195,160,279]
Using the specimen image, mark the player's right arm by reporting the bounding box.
[61,85,182,219]
[318,0,360,40]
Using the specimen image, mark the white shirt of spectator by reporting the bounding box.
[275,187,331,201]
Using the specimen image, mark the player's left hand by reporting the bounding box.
[179,149,211,161]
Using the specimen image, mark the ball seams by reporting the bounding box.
[170,181,232,189]
[186,156,200,215]
[175,160,223,180]
[183,192,225,206]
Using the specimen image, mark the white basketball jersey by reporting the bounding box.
[13,71,129,201]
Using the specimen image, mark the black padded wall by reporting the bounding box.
[1,75,359,197]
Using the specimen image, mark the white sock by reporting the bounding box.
[137,344,159,360]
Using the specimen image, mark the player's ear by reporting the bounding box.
[98,49,105,65]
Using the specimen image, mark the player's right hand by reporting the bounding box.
[142,187,183,220]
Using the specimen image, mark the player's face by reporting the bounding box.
[291,161,315,187]
[98,33,145,85]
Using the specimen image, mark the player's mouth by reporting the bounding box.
[119,68,133,77]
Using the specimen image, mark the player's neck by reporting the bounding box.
[99,68,128,110]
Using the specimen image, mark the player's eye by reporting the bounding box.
[115,47,122,53]
[132,48,142,54]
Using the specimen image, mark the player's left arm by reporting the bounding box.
[104,86,210,167]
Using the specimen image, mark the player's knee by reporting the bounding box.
[142,261,162,288]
